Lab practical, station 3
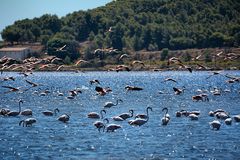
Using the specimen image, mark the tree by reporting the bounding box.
[169,37,196,49]
[88,31,95,41]
[110,23,124,50]
[64,56,71,65]
[161,48,169,61]
[39,14,62,33]
[1,0,240,51]
[132,35,143,51]
[209,32,225,47]
[47,38,80,61]
[148,43,158,51]
[1,26,21,44]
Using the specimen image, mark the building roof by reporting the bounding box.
[0,47,29,52]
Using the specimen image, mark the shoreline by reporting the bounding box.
[1,68,238,73]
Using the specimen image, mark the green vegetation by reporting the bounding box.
[47,38,80,61]
[2,0,240,49]
[1,0,240,68]
[0,41,3,48]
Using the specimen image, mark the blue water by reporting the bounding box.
[0,71,240,159]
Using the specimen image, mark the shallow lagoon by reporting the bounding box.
[0,71,240,159]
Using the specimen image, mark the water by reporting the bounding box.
[0,71,240,159]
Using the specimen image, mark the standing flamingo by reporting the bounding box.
[93,118,109,132]
[161,107,170,125]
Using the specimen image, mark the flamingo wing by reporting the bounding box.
[173,87,179,92]
[25,80,37,86]
[2,85,17,90]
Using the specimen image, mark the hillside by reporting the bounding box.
[1,0,240,70]
[2,0,240,49]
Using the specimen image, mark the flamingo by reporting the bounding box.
[25,80,39,87]
[181,110,190,117]
[118,110,134,120]
[167,57,182,65]
[104,99,122,108]
[95,117,122,132]
[125,85,143,91]
[75,59,89,66]
[173,87,185,95]
[58,114,70,123]
[206,71,222,79]
[0,108,10,115]
[176,111,182,117]
[56,65,66,71]
[112,116,124,121]
[88,110,106,119]
[2,85,22,94]
[192,54,202,61]
[129,117,149,126]
[225,118,232,125]
[132,60,145,67]
[161,107,170,125]
[189,111,201,116]
[2,76,15,81]
[177,63,192,73]
[115,65,131,72]
[215,112,230,120]
[135,107,152,119]
[233,115,240,122]
[21,108,32,116]
[93,118,109,132]
[189,114,198,120]
[209,109,226,117]
[16,100,32,116]
[19,71,32,77]
[105,121,122,132]
[195,63,210,70]
[192,94,209,102]
[19,118,37,127]
[57,91,64,96]
[90,79,100,85]
[108,27,113,32]
[95,86,112,96]
[42,108,59,116]
[209,120,221,130]
[119,54,130,61]
[7,100,23,116]
[55,45,66,52]
[164,78,178,83]
[175,109,188,117]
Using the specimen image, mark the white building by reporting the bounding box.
[0,47,31,60]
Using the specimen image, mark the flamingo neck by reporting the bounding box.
[130,110,133,117]
[18,102,22,113]
[146,116,149,122]
[115,100,119,106]
[54,109,58,115]
[100,111,105,119]
[146,108,151,116]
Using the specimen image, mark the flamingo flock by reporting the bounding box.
[0,70,239,134]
